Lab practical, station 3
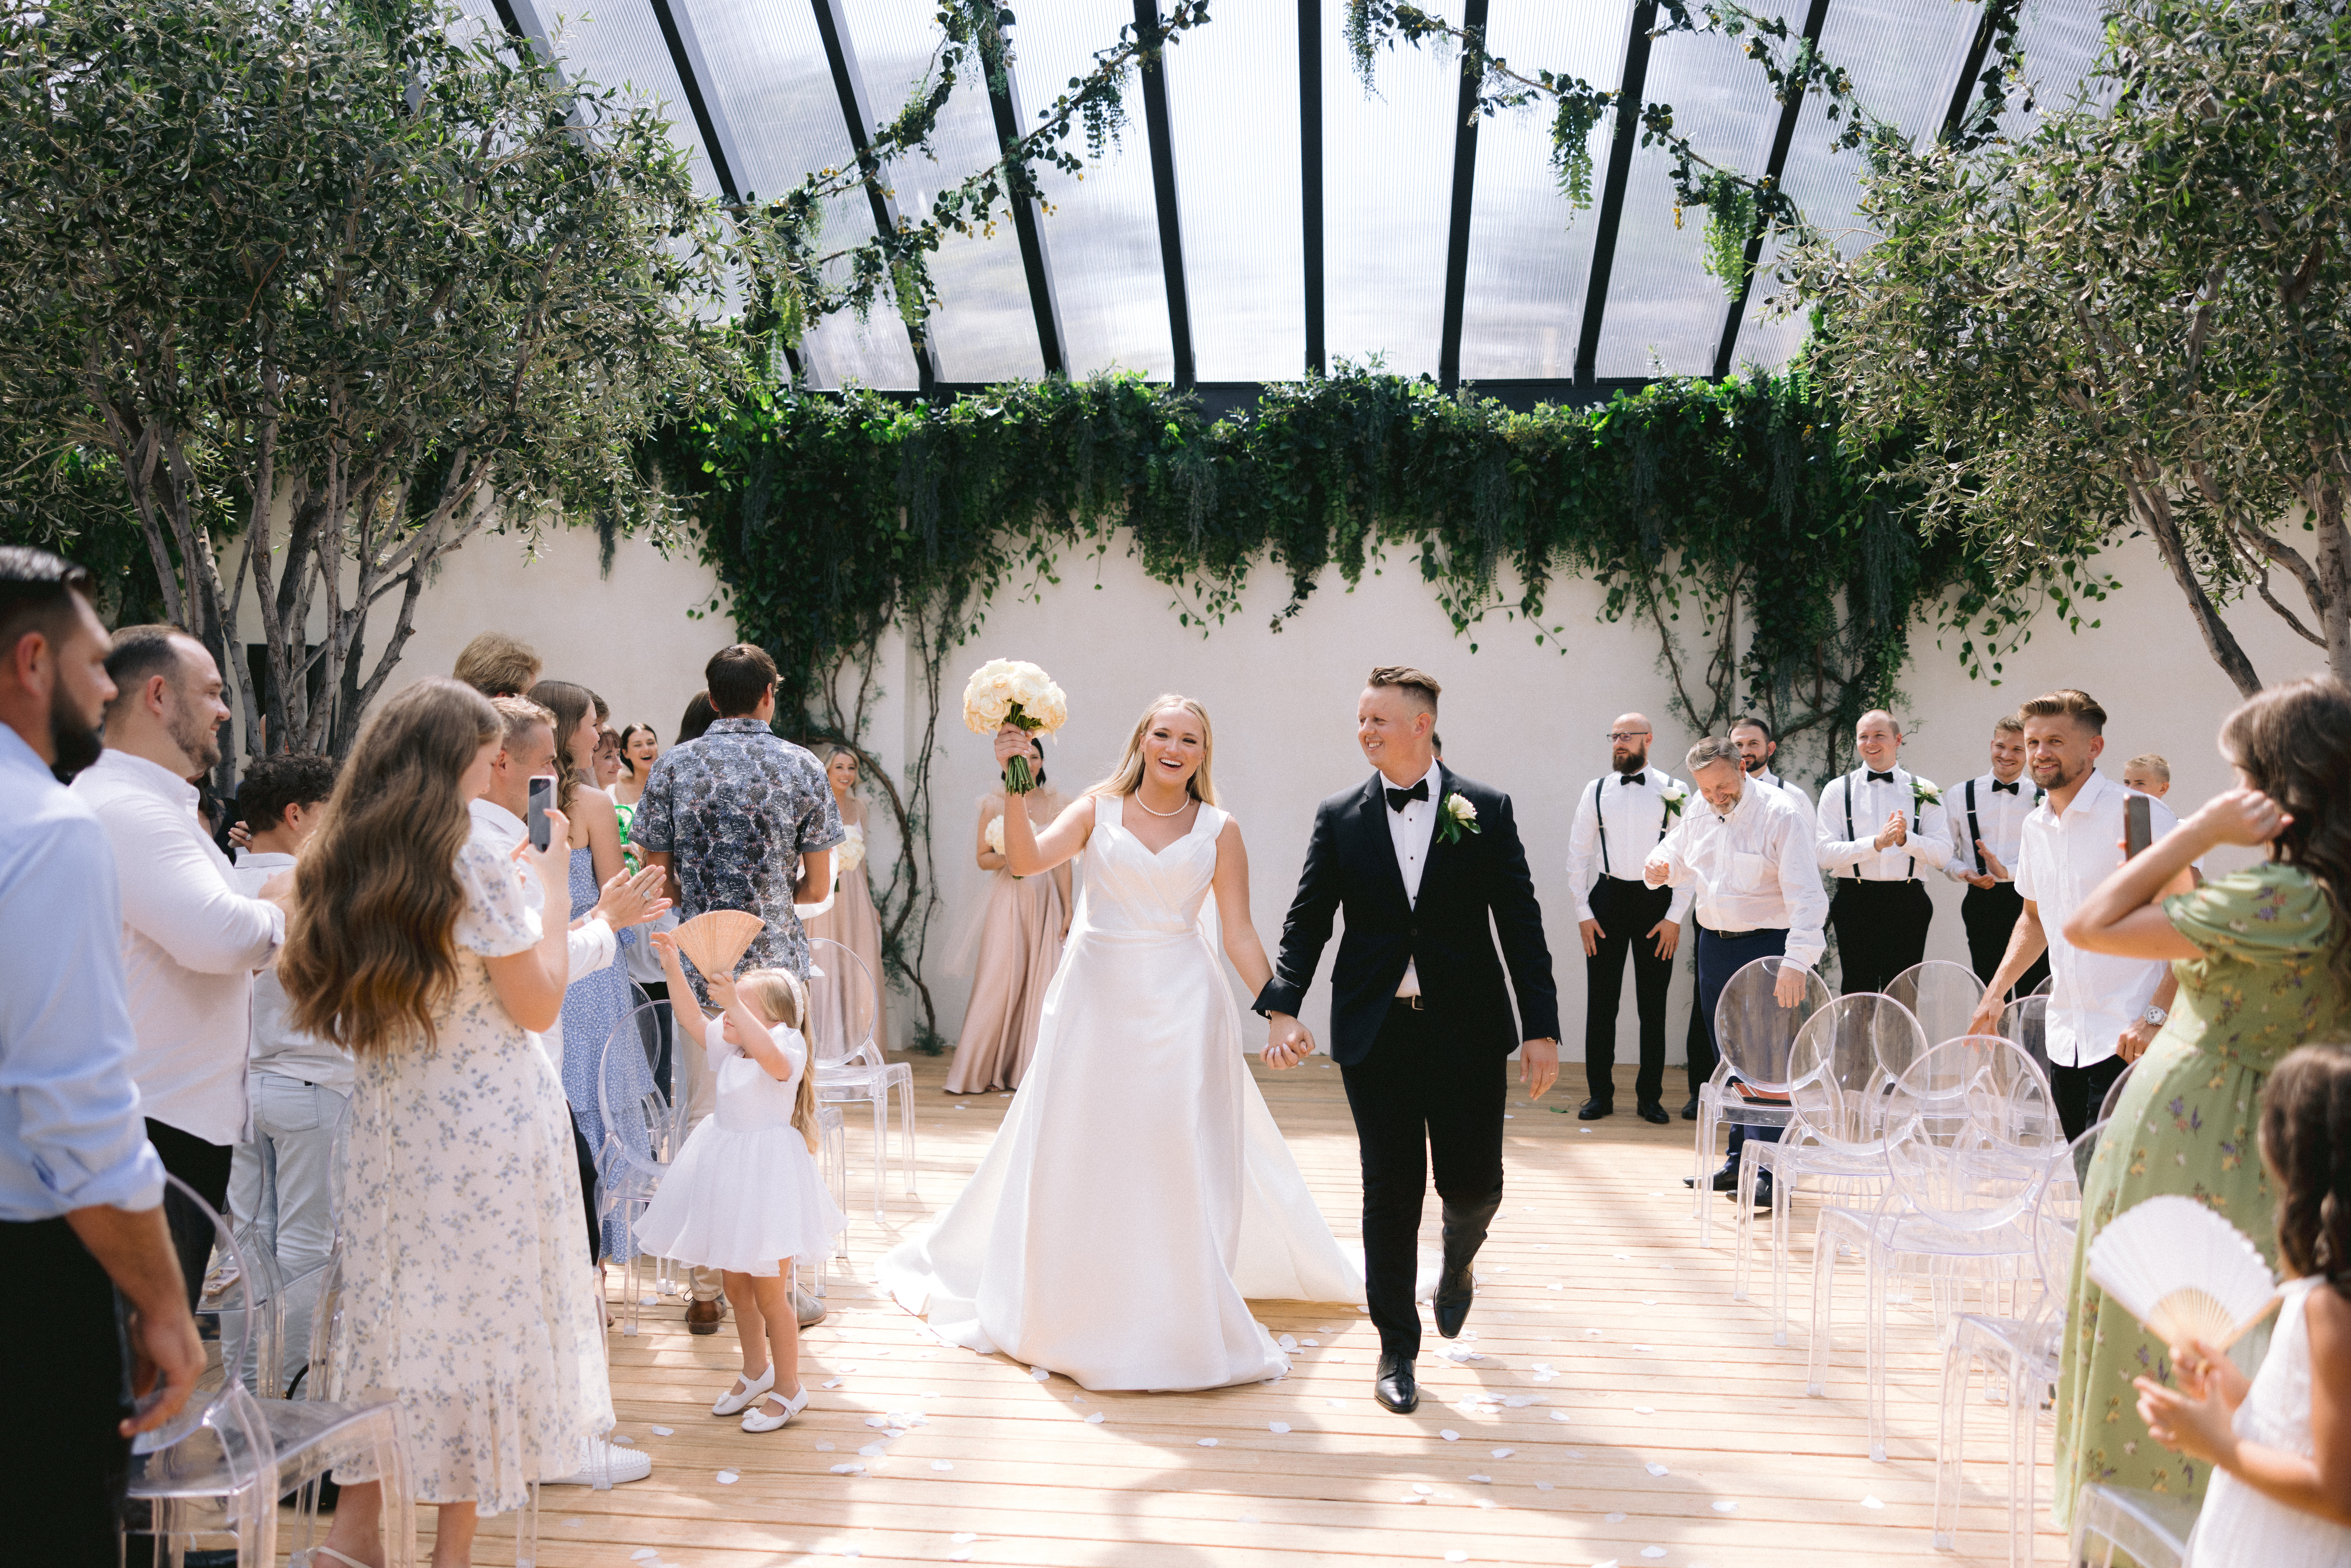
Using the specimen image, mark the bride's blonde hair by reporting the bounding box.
[1089,694,1218,807]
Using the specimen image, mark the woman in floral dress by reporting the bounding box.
[2054,675,2351,1518]
[281,679,610,1565]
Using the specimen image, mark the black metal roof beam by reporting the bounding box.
[811,0,939,392]
[490,0,559,71]
[1436,0,1490,391]
[1939,1,2002,141]
[1710,0,1829,379]
[649,0,749,204]
[1132,0,1196,389]
[1573,2,1658,385]
[1299,0,1325,377]
[983,37,1068,376]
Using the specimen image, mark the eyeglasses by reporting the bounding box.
[1607,731,1650,743]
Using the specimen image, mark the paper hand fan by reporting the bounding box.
[2085,1194,2279,1349]
[672,909,764,977]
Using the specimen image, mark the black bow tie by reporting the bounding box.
[1619,771,1645,786]
[1867,770,1897,784]
[1385,779,1430,813]
[1991,779,2021,795]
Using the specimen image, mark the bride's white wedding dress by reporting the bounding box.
[879,794,1362,1390]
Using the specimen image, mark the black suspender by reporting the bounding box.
[1591,771,1672,882]
[1965,778,1985,874]
[1844,769,1918,881]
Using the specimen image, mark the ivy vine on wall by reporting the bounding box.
[648,367,2108,1046]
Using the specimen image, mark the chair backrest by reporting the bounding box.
[599,1002,678,1185]
[1881,1035,2061,1234]
[805,936,878,1068]
[1884,960,1986,1055]
[1787,993,1928,1152]
[2034,1117,2106,1302]
[1999,993,2050,1080]
[2031,972,2053,998]
[1715,954,1833,1091]
[2099,1057,2139,1124]
[137,1175,265,1455]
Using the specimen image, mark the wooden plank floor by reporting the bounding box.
[446,1056,2062,1567]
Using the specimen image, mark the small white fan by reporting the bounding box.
[2086,1194,2280,1349]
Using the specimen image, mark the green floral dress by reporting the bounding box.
[2054,861,2348,1520]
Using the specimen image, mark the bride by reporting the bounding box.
[878,694,1361,1390]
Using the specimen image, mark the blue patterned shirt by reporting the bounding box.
[628,718,843,982]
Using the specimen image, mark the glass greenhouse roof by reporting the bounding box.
[461,0,2111,401]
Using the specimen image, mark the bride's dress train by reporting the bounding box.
[878,795,1361,1391]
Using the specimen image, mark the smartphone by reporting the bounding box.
[2124,793,2153,860]
[527,774,557,852]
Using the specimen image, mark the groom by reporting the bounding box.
[1256,666,1560,1414]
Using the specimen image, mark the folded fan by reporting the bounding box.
[2085,1194,2279,1349]
[672,909,764,978]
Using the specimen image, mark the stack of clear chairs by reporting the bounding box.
[599,1001,688,1337]
[2068,1485,2198,1568]
[1807,1035,2061,1462]
[1933,1119,2105,1564]
[1740,993,1929,1345]
[1691,954,1831,1249]
[124,1176,416,1567]
[808,936,915,1220]
[1887,960,1991,1050]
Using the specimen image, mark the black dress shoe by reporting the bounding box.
[1636,1101,1671,1125]
[1577,1099,1614,1120]
[1433,1266,1475,1338]
[1680,1096,1700,1120]
[1745,1173,1776,1210]
[1680,1159,1739,1193]
[1374,1351,1419,1414]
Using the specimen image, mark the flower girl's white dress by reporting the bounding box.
[635,1014,845,1273]
[2185,1275,2351,1567]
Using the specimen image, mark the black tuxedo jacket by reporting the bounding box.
[1256,765,1560,1066]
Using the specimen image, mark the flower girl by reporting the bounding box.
[2134,1043,2351,1566]
[637,932,846,1432]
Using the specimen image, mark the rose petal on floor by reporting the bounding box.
[1198,1437,1218,1447]
[1645,1463,1669,1476]
[1440,1430,1461,1441]
[716,1470,739,1484]
[1712,1500,1738,1512]
[649,1425,674,1436]
[1269,1421,1291,1433]
[1862,1495,1884,1509]
[932,1460,954,1471]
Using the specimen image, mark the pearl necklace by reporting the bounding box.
[1132,789,1192,817]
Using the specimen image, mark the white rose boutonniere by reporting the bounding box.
[1661,784,1689,822]
[1438,791,1481,844]
[1909,779,1943,808]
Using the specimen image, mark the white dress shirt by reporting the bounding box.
[1383,763,1439,997]
[1940,772,2043,883]
[230,851,355,1092]
[2014,768,2179,1068]
[1816,766,1957,882]
[1565,765,1696,925]
[467,797,615,1077]
[1753,767,1815,840]
[74,748,284,1145]
[1649,777,1828,971]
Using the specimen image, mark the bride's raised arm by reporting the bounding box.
[1209,817,1285,1013]
[994,725,1093,874]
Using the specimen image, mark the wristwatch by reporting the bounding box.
[2139,1005,2169,1028]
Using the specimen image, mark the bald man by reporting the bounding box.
[1814,710,1955,995]
[1564,713,1693,1121]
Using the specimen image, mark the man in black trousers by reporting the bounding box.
[1259,666,1559,1417]
[1814,710,1955,994]
[1940,713,2050,999]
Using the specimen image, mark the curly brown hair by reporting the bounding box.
[2219,675,2351,987]
[2260,1043,2351,1300]
[279,679,501,1056]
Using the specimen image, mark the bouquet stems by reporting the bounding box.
[1004,751,1037,794]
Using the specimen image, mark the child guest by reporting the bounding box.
[636,932,846,1432]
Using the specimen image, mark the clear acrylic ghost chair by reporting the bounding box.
[1693,954,1832,1248]
[1933,1119,2105,1564]
[2031,973,2054,998]
[1999,994,2050,1085]
[279,1237,420,1567]
[1807,1036,2060,1462]
[807,936,914,1220]
[1741,993,1929,1345]
[624,992,685,1296]
[2067,1485,2197,1568]
[1887,960,1992,1056]
[2098,1057,2141,1124]
[599,1001,685,1338]
[207,1218,286,1399]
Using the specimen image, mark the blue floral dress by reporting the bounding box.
[559,845,650,1260]
[2054,862,2349,1518]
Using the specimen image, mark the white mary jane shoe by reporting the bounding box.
[741,1385,810,1433]
[711,1365,775,1417]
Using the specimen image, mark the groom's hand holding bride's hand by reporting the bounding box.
[1263,1012,1312,1070]
[1519,1037,1559,1101]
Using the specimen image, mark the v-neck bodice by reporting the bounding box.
[1081,793,1225,937]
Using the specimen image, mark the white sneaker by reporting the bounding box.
[741,1384,810,1433]
[545,1438,652,1486]
[711,1365,774,1417]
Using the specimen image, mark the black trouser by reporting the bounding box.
[1960,882,2050,1000]
[1583,876,1675,1108]
[1341,1002,1507,1360]
[571,1111,603,1266]
[1829,878,1934,996]
[1684,988,1714,1098]
[641,979,675,1099]
[2051,1055,2128,1146]
[146,1118,233,1314]
[2,1216,134,1567]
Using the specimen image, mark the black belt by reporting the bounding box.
[1838,876,1924,887]
[1393,994,1426,1011]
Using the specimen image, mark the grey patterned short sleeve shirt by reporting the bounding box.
[628,718,844,982]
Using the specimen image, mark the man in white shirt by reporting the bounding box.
[1645,738,1827,1205]
[1941,715,2051,998]
[224,752,344,1394]
[74,625,289,1308]
[1815,709,1955,995]
[1730,714,1815,836]
[1966,689,2181,1142]
[1566,712,1694,1123]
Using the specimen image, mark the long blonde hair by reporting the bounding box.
[1088,693,1218,807]
[737,968,821,1153]
[281,679,502,1056]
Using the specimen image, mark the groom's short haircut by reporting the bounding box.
[1730,714,1774,742]
[1686,737,1742,775]
[1367,665,1441,716]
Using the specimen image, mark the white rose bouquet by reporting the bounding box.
[962,658,1068,795]
[983,813,1021,878]
[836,830,866,875]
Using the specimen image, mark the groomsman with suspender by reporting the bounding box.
[1815,710,1955,995]
[1566,713,1694,1124]
[1941,714,2050,999]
